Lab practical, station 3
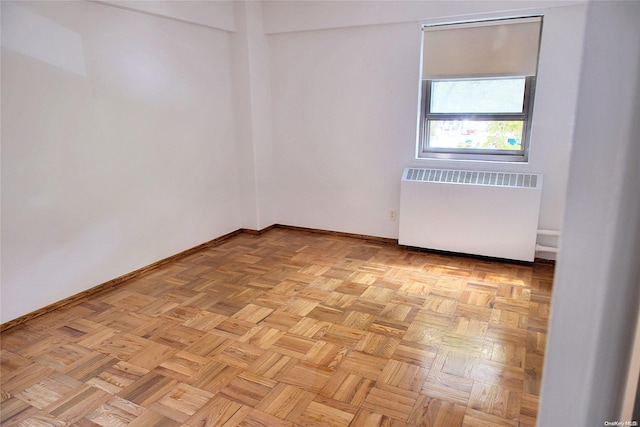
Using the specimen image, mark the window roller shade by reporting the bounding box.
[422,17,542,79]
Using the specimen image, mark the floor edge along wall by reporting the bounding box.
[0,224,553,332]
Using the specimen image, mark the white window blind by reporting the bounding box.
[422,17,542,79]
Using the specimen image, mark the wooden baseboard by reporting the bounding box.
[240,225,278,235]
[273,224,398,245]
[0,229,243,333]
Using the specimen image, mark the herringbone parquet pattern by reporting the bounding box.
[0,228,553,426]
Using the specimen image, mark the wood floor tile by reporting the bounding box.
[349,408,406,427]
[295,399,355,427]
[314,323,365,348]
[421,372,474,406]
[213,318,256,339]
[95,333,150,360]
[234,407,294,427]
[439,350,476,378]
[319,371,375,406]
[271,333,317,359]
[76,328,118,350]
[62,352,118,383]
[261,310,303,331]
[15,410,74,427]
[489,341,526,368]
[148,324,206,350]
[154,351,210,382]
[213,341,265,369]
[185,394,245,426]
[191,361,241,393]
[182,310,227,332]
[247,351,296,379]
[233,304,275,323]
[184,332,230,357]
[255,383,315,421]
[148,383,214,422]
[468,381,521,420]
[304,340,347,368]
[408,395,466,427]
[0,396,40,425]
[86,361,149,394]
[86,395,146,426]
[127,409,181,426]
[126,342,177,370]
[339,351,387,380]
[10,336,65,361]
[307,305,345,323]
[471,359,524,391]
[354,332,399,358]
[391,341,439,368]
[117,372,177,407]
[362,382,419,422]
[15,373,82,409]
[519,392,540,424]
[462,407,519,427]
[239,325,287,350]
[379,359,429,392]
[0,228,554,426]
[219,372,276,407]
[277,360,332,393]
[46,384,111,424]
[1,350,31,376]
[2,363,56,394]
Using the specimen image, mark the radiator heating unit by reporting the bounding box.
[399,168,542,262]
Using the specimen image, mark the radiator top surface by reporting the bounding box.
[404,168,541,189]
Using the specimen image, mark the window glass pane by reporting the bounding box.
[428,120,524,150]
[430,78,526,113]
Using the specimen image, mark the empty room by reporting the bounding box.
[1,1,639,426]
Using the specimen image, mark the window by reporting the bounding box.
[418,17,542,162]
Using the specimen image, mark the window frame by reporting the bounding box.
[418,76,536,162]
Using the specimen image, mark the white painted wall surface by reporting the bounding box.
[539,1,640,423]
[231,1,276,231]
[99,1,235,32]
[270,21,420,238]
[1,1,240,323]
[267,1,586,243]
[262,0,581,35]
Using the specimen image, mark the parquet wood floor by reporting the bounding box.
[0,228,553,426]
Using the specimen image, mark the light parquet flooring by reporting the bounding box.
[0,228,553,426]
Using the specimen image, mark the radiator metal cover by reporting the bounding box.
[399,168,542,261]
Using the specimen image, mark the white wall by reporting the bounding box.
[100,0,235,32]
[266,1,586,248]
[230,1,276,231]
[539,0,640,423]
[0,1,240,323]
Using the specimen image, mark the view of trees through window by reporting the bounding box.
[428,120,524,150]
[427,78,526,150]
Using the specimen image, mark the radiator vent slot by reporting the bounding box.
[405,168,539,189]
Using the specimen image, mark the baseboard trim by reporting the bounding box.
[0,229,243,333]
[240,225,278,235]
[274,224,398,245]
